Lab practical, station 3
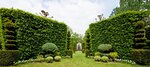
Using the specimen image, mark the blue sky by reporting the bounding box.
[0,0,119,35]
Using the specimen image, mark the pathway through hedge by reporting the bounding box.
[15,51,149,67]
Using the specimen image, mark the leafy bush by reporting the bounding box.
[131,49,150,65]
[0,8,67,60]
[0,50,20,66]
[42,43,58,53]
[109,52,119,61]
[94,56,101,61]
[98,44,112,52]
[94,52,100,56]
[34,58,45,63]
[54,56,61,62]
[101,56,109,62]
[46,56,53,63]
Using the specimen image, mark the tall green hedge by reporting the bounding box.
[89,11,150,59]
[0,8,67,60]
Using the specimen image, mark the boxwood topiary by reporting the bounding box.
[0,50,20,66]
[94,56,101,61]
[101,56,109,62]
[42,43,58,54]
[46,56,53,63]
[54,56,61,62]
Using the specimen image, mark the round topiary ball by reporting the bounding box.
[42,43,58,53]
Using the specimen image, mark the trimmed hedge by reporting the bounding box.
[0,8,67,60]
[89,11,150,59]
[0,50,20,66]
[131,49,150,65]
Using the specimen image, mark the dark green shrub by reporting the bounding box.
[46,56,53,63]
[42,43,58,53]
[54,56,61,62]
[0,50,20,66]
[101,56,109,62]
[98,44,112,53]
[5,44,17,50]
[94,56,101,61]
[131,49,150,65]
[135,21,145,29]
[146,27,150,39]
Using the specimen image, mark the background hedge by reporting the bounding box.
[0,8,67,60]
[88,11,150,59]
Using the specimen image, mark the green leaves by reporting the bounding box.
[0,8,67,60]
[88,11,150,59]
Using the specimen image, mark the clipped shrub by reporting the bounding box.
[135,21,145,29]
[0,50,20,66]
[42,43,58,53]
[98,44,112,52]
[94,52,100,56]
[54,56,61,62]
[4,20,16,30]
[94,56,101,61]
[101,56,109,62]
[109,52,119,61]
[131,49,150,65]
[46,56,53,63]
[34,58,45,63]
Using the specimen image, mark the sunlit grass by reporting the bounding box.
[11,51,149,67]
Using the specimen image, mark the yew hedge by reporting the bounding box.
[89,11,150,59]
[0,8,67,60]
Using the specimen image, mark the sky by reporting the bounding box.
[0,0,119,35]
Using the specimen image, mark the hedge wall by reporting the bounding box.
[89,11,150,59]
[0,8,67,60]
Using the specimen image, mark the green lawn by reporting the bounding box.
[11,51,149,67]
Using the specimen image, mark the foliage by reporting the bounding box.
[94,52,100,56]
[109,52,119,61]
[42,43,58,53]
[131,49,150,65]
[65,50,73,58]
[70,32,83,52]
[4,18,17,50]
[46,56,53,63]
[89,11,150,59]
[146,26,150,39]
[98,44,112,52]
[110,0,150,16]
[0,16,5,50]
[0,8,67,60]
[135,21,145,29]
[101,56,109,62]
[67,31,71,50]
[54,56,61,62]
[0,50,20,66]
[94,56,101,61]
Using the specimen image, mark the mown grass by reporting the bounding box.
[10,51,150,67]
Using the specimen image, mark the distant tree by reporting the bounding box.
[110,0,150,17]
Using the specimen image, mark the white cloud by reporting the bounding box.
[0,0,119,35]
